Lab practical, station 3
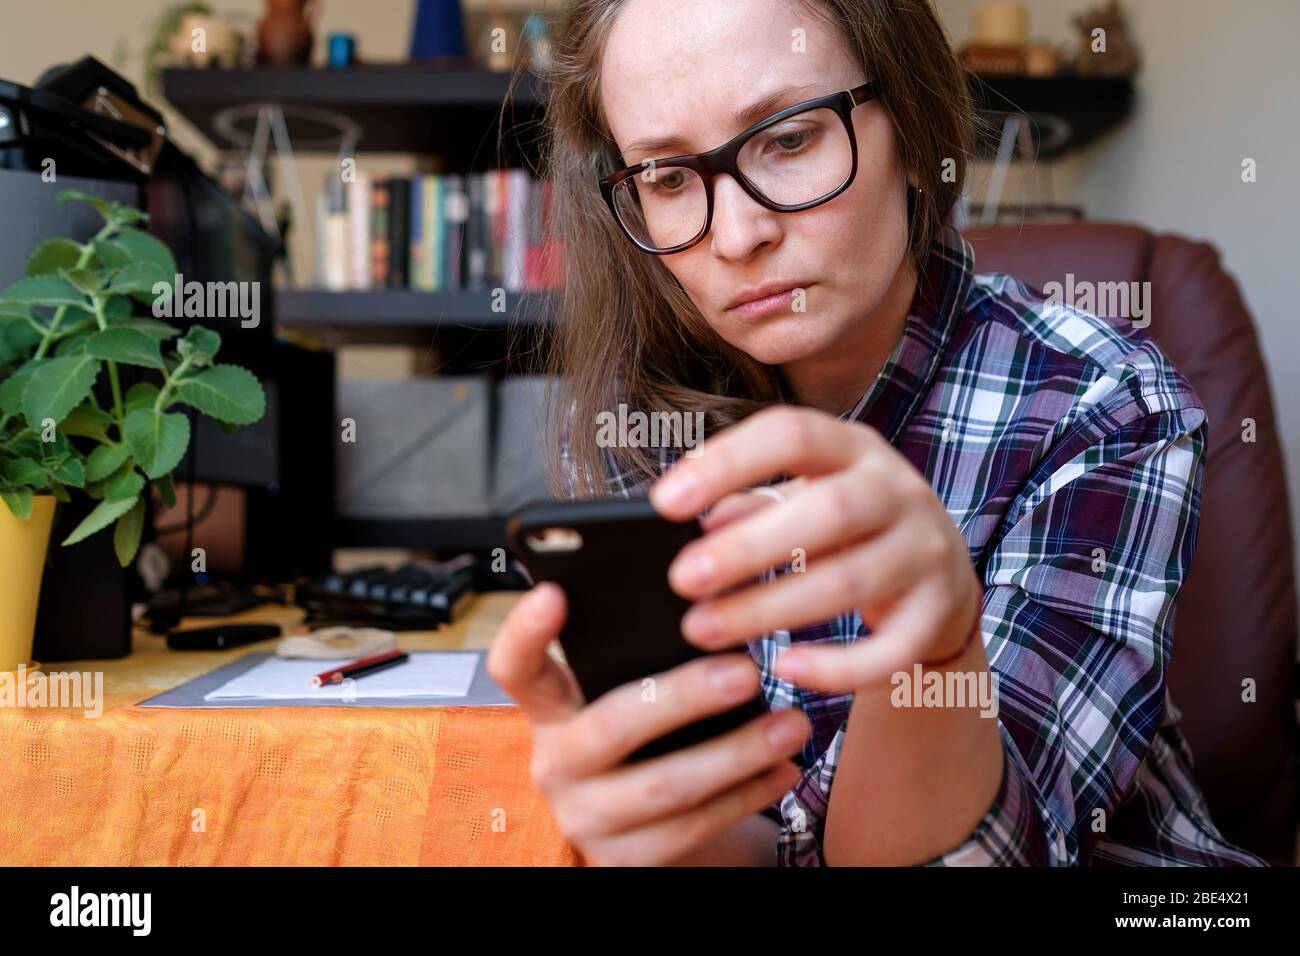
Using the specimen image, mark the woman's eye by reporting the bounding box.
[770,129,814,153]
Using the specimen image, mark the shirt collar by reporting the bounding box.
[841,225,974,442]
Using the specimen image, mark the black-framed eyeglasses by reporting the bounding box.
[599,80,879,255]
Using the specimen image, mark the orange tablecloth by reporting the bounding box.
[0,594,580,866]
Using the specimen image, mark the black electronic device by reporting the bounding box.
[295,562,479,630]
[506,498,770,762]
[166,623,282,651]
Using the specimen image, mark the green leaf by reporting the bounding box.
[49,483,70,503]
[125,382,160,413]
[61,268,103,296]
[53,331,91,357]
[3,457,45,486]
[84,327,164,369]
[0,275,87,309]
[92,240,132,270]
[1,489,34,519]
[107,203,148,226]
[57,190,112,220]
[61,493,139,546]
[103,464,144,501]
[114,228,177,279]
[49,457,85,488]
[124,406,189,479]
[103,295,134,320]
[36,431,70,461]
[154,473,176,508]
[173,364,265,424]
[0,321,42,364]
[113,498,146,567]
[86,443,130,482]
[6,434,41,459]
[22,353,102,430]
[0,301,34,321]
[0,362,45,416]
[107,261,171,297]
[177,325,221,367]
[117,317,179,340]
[60,404,113,443]
[26,238,83,277]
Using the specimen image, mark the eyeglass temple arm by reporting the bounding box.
[849,80,879,105]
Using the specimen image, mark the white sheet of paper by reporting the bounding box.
[203,652,480,701]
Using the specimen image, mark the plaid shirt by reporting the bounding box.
[580,225,1262,867]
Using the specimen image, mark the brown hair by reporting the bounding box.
[532,0,974,497]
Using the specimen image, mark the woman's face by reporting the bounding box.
[600,0,912,368]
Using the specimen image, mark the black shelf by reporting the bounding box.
[162,63,545,158]
[968,74,1134,160]
[276,288,554,328]
[337,515,508,552]
[163,64,1130,163]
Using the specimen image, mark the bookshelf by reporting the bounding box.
[162,64,545,157]
[276,289,553,329]
[162,64,553,554]
[163,65,1132,162]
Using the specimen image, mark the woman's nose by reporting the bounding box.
[707,174,782,260]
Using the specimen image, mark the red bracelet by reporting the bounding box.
[918,613,982,669]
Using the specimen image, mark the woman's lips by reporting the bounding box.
[728,284,812,320]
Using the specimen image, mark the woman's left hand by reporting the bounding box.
[649,405,983,694]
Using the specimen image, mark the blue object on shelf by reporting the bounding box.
[409,0,467,60]
[328,33,357,69]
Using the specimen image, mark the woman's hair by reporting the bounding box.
[532,0,974,497]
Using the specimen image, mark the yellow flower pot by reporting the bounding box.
[0,495,56,672]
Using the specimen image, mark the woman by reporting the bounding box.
[488,0,1263,866]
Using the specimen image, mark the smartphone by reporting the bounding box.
[506,498,770,762]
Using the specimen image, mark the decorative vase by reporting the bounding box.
[258,0,317,66]
[0,496,56,672]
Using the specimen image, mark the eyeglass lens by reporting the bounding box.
[611,105,853,251]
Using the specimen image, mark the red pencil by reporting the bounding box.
[310,649,410,688]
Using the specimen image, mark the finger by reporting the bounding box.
[585,761,802,866]
[699,490,775,533]
[671,464,901,599]
[559,708,810,839]
[486,583,583,724]
[552,653,763,777]
[774,579,980,693]
[698,477,810,533]
[650,407,876,520]
[679,521,932,649]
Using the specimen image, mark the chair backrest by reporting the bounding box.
[963,222,1298,863]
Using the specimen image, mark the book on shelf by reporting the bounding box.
[313,167,565,295]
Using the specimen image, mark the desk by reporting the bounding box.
[0,593,580,866]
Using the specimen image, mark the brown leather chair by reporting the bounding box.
[963,222,1298,864]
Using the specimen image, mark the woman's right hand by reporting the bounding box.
[486,582,811,866]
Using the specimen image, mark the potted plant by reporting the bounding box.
[0,190,266,672]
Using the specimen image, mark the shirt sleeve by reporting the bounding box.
[774,357,1209,866]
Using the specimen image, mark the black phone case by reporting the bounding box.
[507,498,770,762]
